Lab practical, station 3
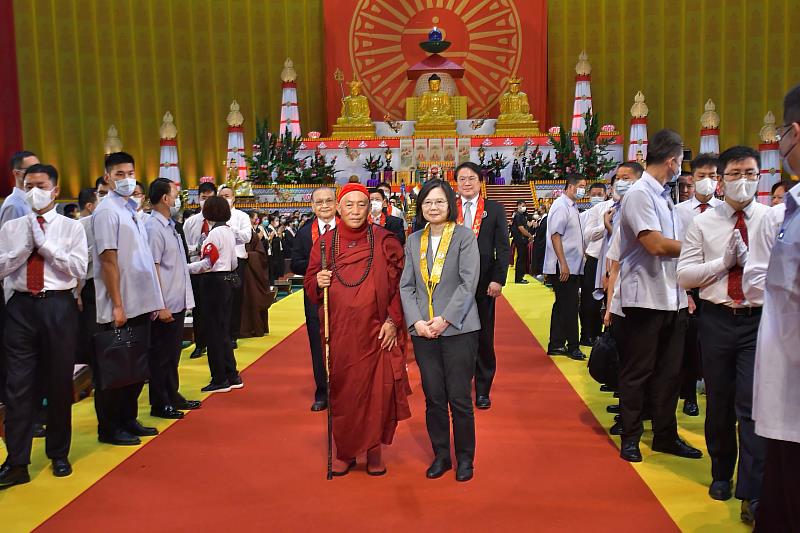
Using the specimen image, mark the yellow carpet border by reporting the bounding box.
[502,273,749,532]
[0,292,307,532]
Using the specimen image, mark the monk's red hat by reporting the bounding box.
[337,182,369,202]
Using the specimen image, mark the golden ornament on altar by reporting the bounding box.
[159,111,177,140]
[701,99,720,129]
[417,74,454,125]
[281,58,297,83]
[336,80,372,126]
[630,91,649,118]
[104,125,123,154]
[227,100,244,127]
[760,111,779,143]
[575,50,592,76]
[496,77,540,136]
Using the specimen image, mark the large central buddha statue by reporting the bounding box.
[417,74,454,124]
[336,80,372,126]
[498,77,533,122]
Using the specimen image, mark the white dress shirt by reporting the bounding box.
[675,195,723,241]
[183,212,206,262]
[752,182,800,443]
[79,215,95,280]
[743,203,785,304]
[0,208,88,293]
[544,194,585,275]
[582,198,614,259]
[145,211,195,313]
[229,207,253,259]
[188,224,238,274]
[606,227,624,317]
[677,199,770,307]
[317,217,336,234]
[0,187,32,229]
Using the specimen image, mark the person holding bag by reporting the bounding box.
[188,196,242,393]
[399,179,481,482]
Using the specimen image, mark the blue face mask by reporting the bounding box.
[575,187,586,200]
[589,196,603,205]
[614,180,631,197]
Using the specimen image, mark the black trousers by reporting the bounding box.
[413,331,479,464]
[0,285,6,404]
[189,274,207,351]
[615,307,687,443]
[148,311,186,409]
[680,305,702,403]
[548,271,580,351]
[198,273,239,385]
[513,239,528,282]
[76,279,98,364]
[303,293,327,403]
[755,439,800,532]
[474,293,497,398]
[699,303,765,500]
[579,256,603,342]
[4,291,77,465]
[93,314,150,438]
[229,259,246,341]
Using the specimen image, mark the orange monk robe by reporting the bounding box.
[305,222,411,460]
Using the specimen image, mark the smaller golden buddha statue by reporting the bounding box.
[498,77,534,123]
[417,74,454,124]
[336,80,372,126]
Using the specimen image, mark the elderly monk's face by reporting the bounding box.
[338,191,369,229]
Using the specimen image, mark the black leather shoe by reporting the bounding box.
[708,479,733,501]
[0,464,30,488]
[150,406,185,419]
[426,457,452,479]
[98,429,141,446]
[231,340,238,350]
[174,399,202,410]
[682,400,700,417]
[52,458,72,477]
[620,440,642,462]
[600,384,613,392]
[652,437,703,459]
[515,279,529,284]
[547,346,568,356]
[606,404,620,413]
[190,347,206,359]
[741,499,758,525]
[124,420,159,437]
[455,462,474,482]
[33,422,46,438]
[311,400,327,412]
[475,396,491,410]
[579,337,596,347]
[609,421,622,435]
[566,348,586,361]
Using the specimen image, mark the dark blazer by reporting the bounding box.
[384,214,406,245]
[473,198,511,293]
[290,218,315,276]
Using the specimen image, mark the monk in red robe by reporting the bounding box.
[305,182,411,476]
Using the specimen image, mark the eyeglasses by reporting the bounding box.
[457,176,480,183]
[313,199,335,206]
[421,199,448,208]
[723,170,759,180]
[777,122,796,142]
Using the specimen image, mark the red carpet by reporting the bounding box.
[38,298,677,532]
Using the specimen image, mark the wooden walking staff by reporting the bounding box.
[320,239,333,480]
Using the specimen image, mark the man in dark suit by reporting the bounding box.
[369,188,406,244]
[290,186,337,411]
[455,162,510,409]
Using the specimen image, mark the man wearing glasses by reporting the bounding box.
[291,187,337,411]
[677,146,770,525]
[0,151,39,229]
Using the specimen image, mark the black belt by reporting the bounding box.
[711,302,762,316]
[14,289,72,299]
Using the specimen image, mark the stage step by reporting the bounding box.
[485,185,535,222]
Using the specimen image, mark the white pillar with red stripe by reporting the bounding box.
[158,111,180,183]
[627,91,649,162]
[279,58,301,137]
[699,99,720,155]
[226,99,247,179]
[571,51,592,133]
[757,110,782,205]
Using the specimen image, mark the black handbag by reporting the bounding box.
[92,324,151,391]
[588,328,620,389]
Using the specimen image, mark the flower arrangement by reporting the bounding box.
[362,153,383,175]
[576,110,617,180]
[548,123,579,178]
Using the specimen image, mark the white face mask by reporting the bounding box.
[25,187,54,211]
[199,198,206,209]
[370,200,384,214]
[226,198,234,208]
[589,196,603,205]
[114,177,137,197]
[614,180,631,197]
[694,177,717,197]
[518,206,526,213]
[725,179,759,203]
[131,196,143,209]
[169,196,182,217]
[575,187,586,199]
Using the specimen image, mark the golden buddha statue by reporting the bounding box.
[332,79,375,138]
[336,80,372,126]
[495,76,540,136]
[417,74,454,124]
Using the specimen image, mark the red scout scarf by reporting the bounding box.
[457,196,485,237]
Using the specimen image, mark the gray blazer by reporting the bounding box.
[400,224,481,336]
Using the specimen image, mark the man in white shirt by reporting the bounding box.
[0,151,39,229]
[677,146,769,523]
[218,185,253,347]
[76,188,99,365]
[544,174,587,360]
[183,182,217,358]
[615,129,701,464]
[579,182,609,346]
[0,164,88,487]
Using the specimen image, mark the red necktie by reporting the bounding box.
[727,211,749,304]
[27,216,46,294]
[323,223,330,234]
[699,203,709,213]
[201,219,209,236]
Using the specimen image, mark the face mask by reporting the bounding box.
[370,200,383,213]
[725,179,759,203]
[114,177,137,197]
[669,161,682,183]
[226,198,234,208]
[694,178,717,197]
[614,180,631,197]
[131,196,143,209]
[781,136,797,176]
[518,206,526,213]
[533,214,541,221]
[96,194,106,205]
[169,196,182,218]
[25,187,54,211]
[575,187,586,200]
[589,196,603,206]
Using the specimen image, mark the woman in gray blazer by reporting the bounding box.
[400,179,480,482]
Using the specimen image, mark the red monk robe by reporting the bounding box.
[305,221,411,465]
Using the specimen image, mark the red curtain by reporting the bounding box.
[323,0,547,135]
[0,1,22,196]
